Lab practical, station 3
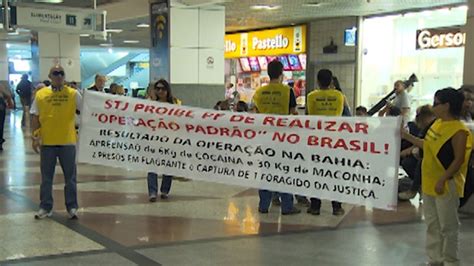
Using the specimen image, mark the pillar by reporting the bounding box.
[463,0,474,86]
[150,0,225,108]
[32,32,81,84]
[0,33,8,88]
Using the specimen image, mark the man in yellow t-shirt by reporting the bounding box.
[306,69,345,216]
[30,65,82,220]
[252,60,300,215]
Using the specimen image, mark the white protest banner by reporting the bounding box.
[78,91,401,210]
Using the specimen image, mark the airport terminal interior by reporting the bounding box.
[1,0,474,265]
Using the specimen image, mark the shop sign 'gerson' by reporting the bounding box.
[416,26,466,50]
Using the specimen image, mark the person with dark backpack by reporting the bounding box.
[15,74,33,127]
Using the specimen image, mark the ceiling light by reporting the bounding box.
[302,2,321,7]
[80,34,90,37]
[100,43,113,47]
[108,48,113,53]
[250,5,281,11]
[6,44,11,48]
[136,23,150,28]
[7,31,19,36]
[106,29,123,33]
[34,0,64,3]
[123,40,140,44]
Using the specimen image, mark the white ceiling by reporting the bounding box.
[3,0,469,48]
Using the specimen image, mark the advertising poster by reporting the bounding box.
[150,0,170,81]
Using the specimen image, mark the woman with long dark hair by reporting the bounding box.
[146,79,178,201]
[402,88,472,265]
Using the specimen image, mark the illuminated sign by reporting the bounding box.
[225,25,306,58]
[416,26,465,50]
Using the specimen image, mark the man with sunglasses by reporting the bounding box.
[30,65,82,220]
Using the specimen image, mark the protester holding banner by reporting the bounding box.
[30,65,81,220]
[252,60,300,215]
[402,88,472,266]
[146,79,179,202]
[305,69,346,216]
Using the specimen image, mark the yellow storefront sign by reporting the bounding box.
[225,25,306,58]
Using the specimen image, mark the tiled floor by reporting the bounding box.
[1,111,474,265]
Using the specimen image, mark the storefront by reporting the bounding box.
[225,25,307,106]
[359,6,468,117]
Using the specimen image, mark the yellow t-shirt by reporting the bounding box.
[422,119,472,197]
[252,83,290,115]
[35,86,78,145]
[306,89,344,116]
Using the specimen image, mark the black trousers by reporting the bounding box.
[0,108,5,144]
[310,198,341,210]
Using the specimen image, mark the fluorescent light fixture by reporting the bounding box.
[108,48,113,54]
[106,29,123,33]
[100,43,113,47]
[34,0,64,3]
[136,23,150,28]
[7,31,19,35]
[250,5,281,11]
[6,43,11,48]
[80,34,90,37]
[302,2,321,7]
[123,40,140,44]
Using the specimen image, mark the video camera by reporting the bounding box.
[367,74,418,116]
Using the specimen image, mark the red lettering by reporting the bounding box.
[185,124,195,132]
[333,139,349,150]
[230,115,244,122]
[289,119,303,128]
[105,100,113,109]
[349,140,361,151]
[325,121,337,131]
[276,118,288,127]
[338,122,353,133]
[144,105,156,113]
[355,123,369,134]
[134,104,145,112]
[321,137,332,148]
[307,136,319,146]
[263,116,276,126]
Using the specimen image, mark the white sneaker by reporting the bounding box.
[68,208,78,220]
[398,190,417,200]
[34,209,52,219]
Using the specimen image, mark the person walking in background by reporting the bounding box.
[16,74,33,127]
[30,65,82,219]
[252,60,300,215]
[146,79,179,202]
[306,69,346,216]
[402,88,472,266]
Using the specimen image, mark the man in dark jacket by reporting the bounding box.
[16,74,32,127]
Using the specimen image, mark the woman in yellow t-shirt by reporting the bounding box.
[402,88,472,266]
[146,79,179,202]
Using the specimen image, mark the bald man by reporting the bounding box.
[30,65,82,219]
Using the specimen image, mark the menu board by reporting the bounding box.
[278,55,291,71]
[266,56,277,64]
[257,56,268,71]
[239,58,251,72]
[249,57,260,72]
[298,54,307,70]
[288,54,302,71]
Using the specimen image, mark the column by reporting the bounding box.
[0,33,9,88]
[32,32,81,84]
[460,0,474,213]
[149,0,225,108]
[463,0,474,86]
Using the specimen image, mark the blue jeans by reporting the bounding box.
[259,190,294,213]
[40,146,78,211]
[147,172,172,196]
